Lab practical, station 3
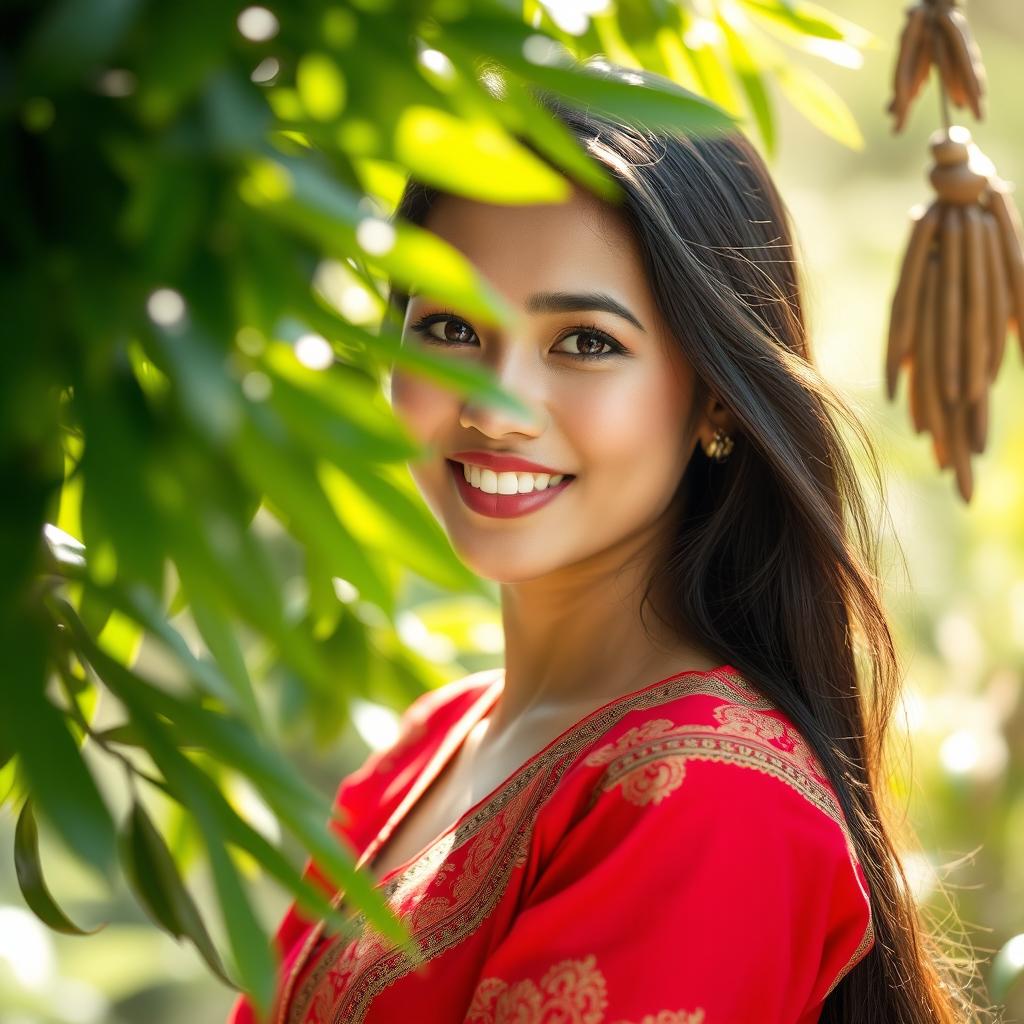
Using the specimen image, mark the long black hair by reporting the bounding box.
[384,56,993,1023]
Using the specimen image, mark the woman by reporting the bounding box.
[229,59,985,1023]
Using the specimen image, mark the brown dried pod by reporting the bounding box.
[986,182,1024,351]
[936,5,985,120]
[888,3,929,132]
[981,210,1011,381]
[907,24,933,107]
[930,21,969,109]
[947,401,974,501]
[962,204,989,403]
[918,253,949,460]
[949,7,987,113]
[886,201,941,399]
[939,204,963,404]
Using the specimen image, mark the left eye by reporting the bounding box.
[554,331,617,357]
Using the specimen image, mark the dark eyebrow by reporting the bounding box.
[524,291,646,333]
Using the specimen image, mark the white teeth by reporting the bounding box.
[460,463,569,495]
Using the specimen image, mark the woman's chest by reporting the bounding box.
[367,719,567,884]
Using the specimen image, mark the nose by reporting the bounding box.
[458,351,547,437]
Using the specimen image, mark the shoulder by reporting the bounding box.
[568,668,875,990]
[399,666,502,730]
[334,668,501,802]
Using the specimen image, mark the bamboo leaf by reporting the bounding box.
[15,800,105,935]
[1,609,116,879]
[441,16,739,134]
[393,106,572,205]
[774,60,862,150]
[738,0,874,46]
[120,800,237,987]
[716,7,776,158]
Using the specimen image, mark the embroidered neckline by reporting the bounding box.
[363,663,739,887]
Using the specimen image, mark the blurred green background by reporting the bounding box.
[3,0,1024,1021]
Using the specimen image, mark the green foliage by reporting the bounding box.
[1,0,875,1014]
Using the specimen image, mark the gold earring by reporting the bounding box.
[704,428,734,462]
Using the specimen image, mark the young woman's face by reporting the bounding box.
[388,185,703,583]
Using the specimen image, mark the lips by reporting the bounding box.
[447,459,576,519]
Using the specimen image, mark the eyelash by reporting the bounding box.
[408,309,628,361]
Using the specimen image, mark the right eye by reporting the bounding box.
[408,312,476,347]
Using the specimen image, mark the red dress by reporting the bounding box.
[228,664,874,1024]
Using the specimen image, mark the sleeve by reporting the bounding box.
[464,753,874,1024]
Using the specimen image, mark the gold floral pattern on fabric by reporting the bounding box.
[465,953,705,1024]
[277,669,872,1024]
[583,702,836,822]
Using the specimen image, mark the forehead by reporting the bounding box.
[417,186,658,324]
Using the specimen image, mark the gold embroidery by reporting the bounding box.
[466,953,608,1023]
[583,702,833,812]
[279,668,872,1023]
[466,953,705,1024]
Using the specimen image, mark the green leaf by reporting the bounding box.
[244,155,514,326]
[774,60,862,150]
[738,0,874,46]
[716,8,776,158]
[261,342,417,468]
[92,722,147,747]
[394,106,572,205]
[56,564,260,720]
[52,597,416,961]
[188,593,263,732]
[15,800,104,935]
[120,800,237,987]
[232,408,396,616]
[674,9,745,119]
[0,609,116,879]
[442,17,740,135]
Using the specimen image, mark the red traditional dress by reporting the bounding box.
[228,664,875,1024]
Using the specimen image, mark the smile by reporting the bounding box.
[447,460,576,519]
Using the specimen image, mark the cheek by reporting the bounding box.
[563,372,691,486]
[389,371,455,445]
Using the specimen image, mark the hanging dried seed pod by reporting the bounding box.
[981,210,1011,380]
[918,252,950,464]
[962,203,989,403]
[939,204,963,403]
[888,3,931,133]
[986,179,1024,354]
[886,201,941,399]
[948,400,974,501]
[931,19,969,109]
[884,126,1024,501]
[934,2,987,120]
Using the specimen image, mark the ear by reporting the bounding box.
[695,393,740,454]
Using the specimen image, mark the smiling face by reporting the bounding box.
[388,185,708,584]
